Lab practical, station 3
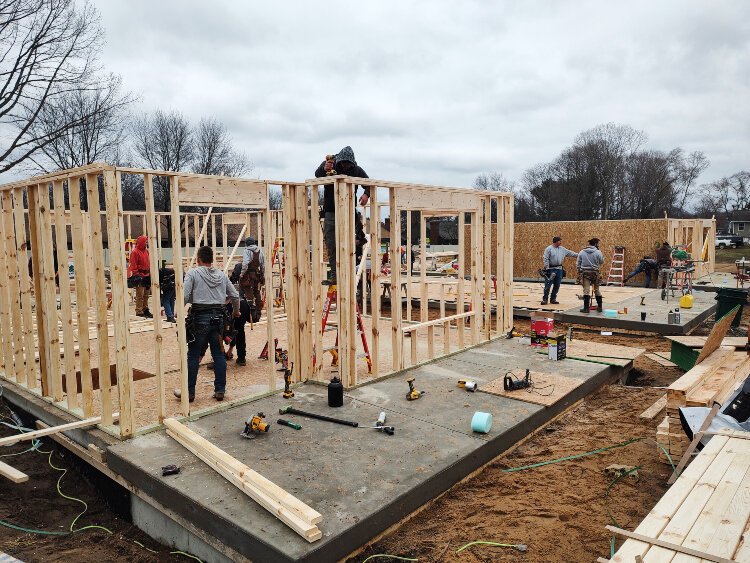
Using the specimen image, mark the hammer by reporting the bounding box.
[278,405,359,427]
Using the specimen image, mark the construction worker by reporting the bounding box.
[624,256,658,288]
[176,246,240,402]
[159,266,176,323]
[127,235,152,318]
[314,146,370,285]
[576,238,605,313]
[656,242,673,289]
[540,236,577,305]
[239,236,264,323]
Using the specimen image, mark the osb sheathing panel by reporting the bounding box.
[466,218,671,280]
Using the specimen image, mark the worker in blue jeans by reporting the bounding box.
[541,236,578,305]
[624,257,658,288]
[174,246,239,402]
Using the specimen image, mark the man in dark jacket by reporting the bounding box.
[624,256,658,288]
[314,146,370,284]
[655,242,673,289]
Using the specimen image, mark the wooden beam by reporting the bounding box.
[369,188,380,378]
[12,188,36,389]
[67,177,94,415]
[606,525,734,563]
[0,414,119,447]
[0,191,22,384]
[51,180,77,410]
[169,177,190,416]
[187,206,213,270]
[639,395,667,420]
[144,174,165,422]
[389,187,403,371]
[222,224,246,274]
[0,460,29,483]
[163,418,322,542]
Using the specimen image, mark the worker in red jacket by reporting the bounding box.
[127,235,152,318]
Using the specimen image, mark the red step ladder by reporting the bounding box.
[606,246,626,286]
[315,284,372,373]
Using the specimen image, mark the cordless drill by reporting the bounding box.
[325,154,337,176]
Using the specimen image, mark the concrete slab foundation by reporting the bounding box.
[104,337,623,563]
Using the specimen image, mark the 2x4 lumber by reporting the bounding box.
[640,395,667,420]
[402,311,475,332]
[611,435,730,562]
[86,173,113,425]
[607,526,734,563]
[667,347,735,408]
[144,174,165,422]
[281,185,299,380]
[470,211,481,344]
[187,207,213,270]
[310,185,323,381]
[67,178,94,415]
[222,224,246,274]
[12,188,36,388]
[169,177,190,416]
[389,187,403,370]
[671,451,750,562]
[647,436,750,561]
[35,183,64,401]
[264,210,276,389]
[440,282,450,355]
[338,182,357,386]
[369,189,380,377]
[294,185,312,381]
[106,171,135,437]
[51,180,77,410]
[406,212,412,322]
[0,191,23,383]
[457,212,466,349]
[420,213,430,359]
[163,418,322,542]
[687,353,750,407]
[0,460,29,483]
[0,413,118,447]
[483,197,492,340]
[504,197,514,332]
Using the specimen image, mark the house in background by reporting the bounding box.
[728,210,750,236]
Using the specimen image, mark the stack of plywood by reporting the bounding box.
[609,433,750,562]
[657,346,750,463]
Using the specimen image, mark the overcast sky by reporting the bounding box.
[94,1,749,191]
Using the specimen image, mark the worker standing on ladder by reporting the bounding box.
[314,146,371,285]
[540,236,577,305]
[576,238,605,313]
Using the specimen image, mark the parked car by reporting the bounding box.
[716,234,744,248]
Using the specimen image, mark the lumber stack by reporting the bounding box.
[163,418,322,542]
[609,433,750,562]
[657,346,750,463]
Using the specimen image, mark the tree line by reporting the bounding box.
[0,0,252,215]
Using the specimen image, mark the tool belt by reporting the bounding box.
[185,304,228,345]
[576,270,602,286]
[127,274,151,289]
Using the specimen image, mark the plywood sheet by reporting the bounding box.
[482,370,584,406]
[645,353,678,367]
[695,305,740,365]
[665,336,747,349]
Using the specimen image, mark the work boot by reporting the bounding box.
[236,358,247,366]
[166,316,176,323]
[550,300,560,304]
[580,296,590,313]
[213,391,225,401]
[595,295,603,312]
[173,389,195,402]
[142,309,153,319]
[207,362,215,370]
[540,298,548,305]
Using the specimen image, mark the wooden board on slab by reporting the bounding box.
[645,353,678,367]
[564,339,645,367]
[665,336,747,349]
[482,370,584,406]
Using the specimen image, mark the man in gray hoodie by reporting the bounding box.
[541,236,578,305]
[576,238,605,313]
[176,246,240,402]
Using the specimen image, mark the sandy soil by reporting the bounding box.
[1,307,741,563]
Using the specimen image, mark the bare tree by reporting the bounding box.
[132,110,193,211]
[0,0,109,174]
[672,149,709,213]
[192,117,251,177]
[25,74,135,171]
[474,172,514,222]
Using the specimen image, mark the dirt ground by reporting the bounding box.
[1,305,745,563]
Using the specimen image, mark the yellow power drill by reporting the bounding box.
[406,377,425,401]
[241,412,270,438]
[325,154,337,176]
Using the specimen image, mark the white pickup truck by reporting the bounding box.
[716,234,744,248]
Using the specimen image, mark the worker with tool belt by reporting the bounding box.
[576,238,605,313]
[239,236,264,323]
[314,146,371,285]
[540,236,577,305]
[175,246,240,402]
[127,235,153,318]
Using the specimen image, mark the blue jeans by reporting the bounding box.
[161,289,176,319]
[187,310,226,395]
[625,263,652,287]
[543,268,563,301]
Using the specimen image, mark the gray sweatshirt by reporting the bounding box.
[184,266,240,312]
[576,246,605,271]
[543,245,578,269]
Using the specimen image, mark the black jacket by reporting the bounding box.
[314,146,370,212]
